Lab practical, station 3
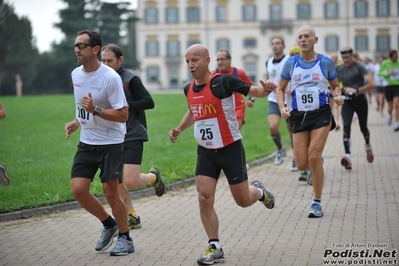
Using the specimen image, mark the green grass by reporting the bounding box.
[0,94,290,213]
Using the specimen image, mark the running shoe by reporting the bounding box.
[109,235,135,256]
[128,214,142,229]
[197,244,225,265]
[149,166,165,197]
[341,156,352,170]
[307,169,312,186]
[290,159,298,172]
[388,115,392,126]
[308,202,324,218]
[298,170,308,182]
[281,147,287,157]
[365,144,374,163]
[274,151,283,165]
[95,224,119,251]
[307,157,324,186]
[395,126,399,132]
[0,164,10,186]
[250,179,275,209]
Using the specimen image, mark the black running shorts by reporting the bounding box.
[71,142,123,183]
[196,140,248,185]
[289,105,336,133]
[123,140,144,165]
[384,85,399,102]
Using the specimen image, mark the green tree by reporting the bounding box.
[33,0,140,94]
[33,0,98,94]
[95,1,139,69]
[119,9,140,70]
[0,1,39,95]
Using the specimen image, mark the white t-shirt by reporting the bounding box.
[266,55,289,103]
[71,63,127,145]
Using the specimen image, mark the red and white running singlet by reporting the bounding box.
[187,74,242,149]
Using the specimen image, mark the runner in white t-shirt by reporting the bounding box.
[265,37,290,166]
[64,30,133,256]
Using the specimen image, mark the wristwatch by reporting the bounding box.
[94,106,103,116]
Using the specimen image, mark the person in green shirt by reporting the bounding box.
[378,50,399,131]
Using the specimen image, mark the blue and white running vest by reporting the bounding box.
[291,54,330,111]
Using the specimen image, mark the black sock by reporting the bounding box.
[102,215,115,228]
[119,231,130,239]
[343,138,351,154]
[272,132,282,151]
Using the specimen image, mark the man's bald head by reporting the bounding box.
[298,25,316,38]
[186,44,210,58]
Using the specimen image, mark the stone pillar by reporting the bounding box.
[15,74,23,97]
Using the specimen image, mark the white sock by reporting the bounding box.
[257,188,263,200]
[345,154,351,159]
[209,241,221,250]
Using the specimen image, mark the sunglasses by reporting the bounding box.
[340,49,353,55]
[73,43,94,50]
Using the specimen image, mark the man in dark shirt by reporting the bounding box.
[336,46,376,170]
[101,44,165,230]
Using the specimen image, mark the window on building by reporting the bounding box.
[168,65,179,89]
[187,69,192,83]
[242,4,256,21]
[167,40,180,57]
[243,38,257,48]
[376,0,390,17]
[216,39,230,51]
[145,8,158,24]
[376,35,390,52]
[187,39,201,48]
[354,1,368,17]
[216,6,227,22]
[270,4,282,24]
[146,66,159,83]
[325,36,339,52]
[146,41,159,56]
[355,35,368,51]
[244,62,256,83]
[324,2,339,19]
[187,7,200,23]
[165,7,179,23]
[297,3,311,20]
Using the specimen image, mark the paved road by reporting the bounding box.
[1,102,398,266]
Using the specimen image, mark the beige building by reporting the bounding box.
[136,0,399,91]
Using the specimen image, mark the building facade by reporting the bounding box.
[136,0,399,91]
